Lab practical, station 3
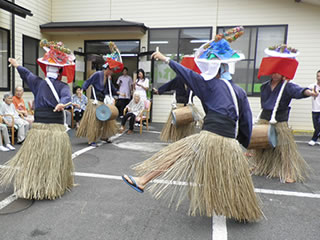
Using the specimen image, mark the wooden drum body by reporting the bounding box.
[247,124,277,149]
[96,104,119,121]
[171,105,194,127]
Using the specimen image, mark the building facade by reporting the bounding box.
[1,0,320,131]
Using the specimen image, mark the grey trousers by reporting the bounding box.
[0,123,10,146]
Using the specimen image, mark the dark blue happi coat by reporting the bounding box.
[158,75,193,104]
[17,66,71,109]
[82,71,118,97]
[168,60,252,148]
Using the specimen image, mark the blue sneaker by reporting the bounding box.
[89,142,97,147]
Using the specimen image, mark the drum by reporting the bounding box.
[247,124,277,149]
[96,104,119,121]
[171,105,194,127]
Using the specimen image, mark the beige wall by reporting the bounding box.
[0,0,52,102]
[1,0,319,130]
[52,0,217,28]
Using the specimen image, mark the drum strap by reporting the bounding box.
[104,76,115,105]
[188,90,193,105]
[270,80,287,124]
[171,91,177,109]
[91,86,98,104]
[220,78,239,138]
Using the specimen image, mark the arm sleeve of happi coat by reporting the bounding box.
[287,82,309,99]
[17,66,42,93]
[158,77,178,94]
[59,85,72,105]
[236,92,253,148]
[82,72,98,90]
[168,60,205,100]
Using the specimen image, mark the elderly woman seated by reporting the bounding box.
[1,93,30,144]
[120,92,145,134]
[12,86,34,124]
[0,121,15,151]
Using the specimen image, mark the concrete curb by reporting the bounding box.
[292,130,313,136]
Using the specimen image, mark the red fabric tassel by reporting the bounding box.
[181,56,201,73]
[37,60,75,83]
[106,58,124,73]
[258,57,298,80]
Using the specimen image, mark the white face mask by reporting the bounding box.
[46,66,60,79]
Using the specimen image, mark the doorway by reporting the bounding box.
[84,40,140,87]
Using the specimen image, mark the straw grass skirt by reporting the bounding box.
[101,119,119,139]
[0,123,74,200]
[134,130,263,222]
[251,120,309,183]
[76,99,103,143]
[160,104,203,142]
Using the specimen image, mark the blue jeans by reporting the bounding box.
[311,112,320,141]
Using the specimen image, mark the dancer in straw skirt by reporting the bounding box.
[122,27,263,222]
[0,39,75,200]
[153,59,204,142]
[76,42,123,146]
[250,44,318,183]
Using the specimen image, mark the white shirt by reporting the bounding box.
[117,75,133,99]
[127,99,145,116]
[0,102,20,123]
[308,83,320,112]
[134,78,149,100]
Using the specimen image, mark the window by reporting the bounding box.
[0,28,10,91]
[217,25,287,95]
[23,35,40,90]
[149,27,212,89]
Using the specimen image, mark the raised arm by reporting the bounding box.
[157,77,178,94]
[9,58,42,93]
[151,52,205,99]
[82,72,98,90]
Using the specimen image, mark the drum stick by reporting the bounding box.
[155,46,159,60]
[53,102,73,112]
[8,56,21,67]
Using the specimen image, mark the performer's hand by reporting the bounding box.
[311,91,319,97]
[54,103,65,112]
[152,88,159,94]
[8,58,19,68]
[151,51,167,62]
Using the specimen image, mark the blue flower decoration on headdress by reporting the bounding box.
[199,39,237,60]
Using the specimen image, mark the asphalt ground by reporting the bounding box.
[0,123,319,240]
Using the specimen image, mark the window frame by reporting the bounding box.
[148,27,212,90]
[0,27,10,91]
[22,35,40,91]
[217,24,288,96]
[148,26,213,62]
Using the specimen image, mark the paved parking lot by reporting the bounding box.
[0,123,319,240]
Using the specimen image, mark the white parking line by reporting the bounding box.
[0,132,125,211]
[0,192,18,210]
[212,216,227,240]
[0,133,318,240]
[73,171,320,199]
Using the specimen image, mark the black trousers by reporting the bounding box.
[121,112,136,130]
[311,112,320,141]
[74,110,85,122]
[116,99,131,117]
